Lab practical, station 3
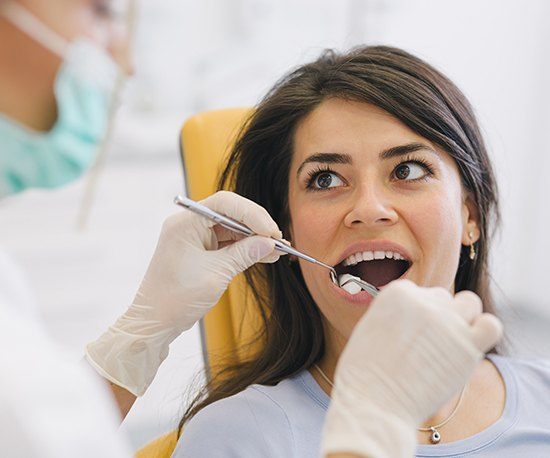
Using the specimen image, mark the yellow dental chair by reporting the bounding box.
[136,107,260,457]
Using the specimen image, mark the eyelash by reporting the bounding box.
[305,155,436,191]
[305,165,338,191]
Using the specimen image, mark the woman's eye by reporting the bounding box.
[311,172,344,189]
[393,162,428,181]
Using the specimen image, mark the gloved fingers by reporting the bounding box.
[411,286,480,326]
[213,225,287,263]
[428,286,453,300]
[214,225,247,244]
[200,191,283,238]
[215,235,277,276]
[213,223,289,246]
[387,283,451,316]
[259,246,285,264]
[469,313,503,353]
[450,290,483,324]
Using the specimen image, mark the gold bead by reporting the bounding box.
[468,231,476,260]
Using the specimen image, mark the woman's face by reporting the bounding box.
[288,98,478,341]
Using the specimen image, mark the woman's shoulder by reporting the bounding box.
[492,353,550,380]
[172,370,325,457]
[486,353,550,440]
[491,353,550,405]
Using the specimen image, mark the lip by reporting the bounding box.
[332,239,413,266]
[329,239,413,305]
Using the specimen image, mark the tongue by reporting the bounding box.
[354,259,406,288]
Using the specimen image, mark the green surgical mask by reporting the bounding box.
[0,2,121,197]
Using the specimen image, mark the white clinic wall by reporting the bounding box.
[1,0,549,450]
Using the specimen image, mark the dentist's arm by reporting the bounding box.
[85,191,283,416]
[322,280,503,458]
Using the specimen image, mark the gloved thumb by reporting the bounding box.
[470,313,503,353]
[219,236,276,276]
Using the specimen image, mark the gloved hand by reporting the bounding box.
[321,279,503,458]
[86,191,283,396]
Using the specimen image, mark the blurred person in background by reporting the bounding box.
[0,0,137,456]
[0,1,502,457]
[0,1,288,456]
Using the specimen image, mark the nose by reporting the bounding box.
[343,181,398,228]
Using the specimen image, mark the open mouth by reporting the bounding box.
[334,250,411,291]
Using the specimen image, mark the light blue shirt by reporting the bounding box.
[173,355,550,457]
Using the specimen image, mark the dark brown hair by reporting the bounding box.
[179,45,500,431]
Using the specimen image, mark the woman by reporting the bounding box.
[173,46,550,457]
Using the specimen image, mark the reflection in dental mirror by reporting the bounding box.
[338,273,363,294]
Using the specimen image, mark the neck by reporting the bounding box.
[312,321,346,394]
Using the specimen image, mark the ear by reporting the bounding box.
[461,192,480,246]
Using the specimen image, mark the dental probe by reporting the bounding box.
[174,195,378,297]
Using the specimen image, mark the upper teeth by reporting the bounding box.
[342,250,406,266]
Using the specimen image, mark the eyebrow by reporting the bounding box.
[296,142,437,177]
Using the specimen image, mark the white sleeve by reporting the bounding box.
[0,249,38,319]
[0,306,133,458]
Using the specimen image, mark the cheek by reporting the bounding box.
[290,202,361,338]
[409,189,464,287]
[290,204,336,287]
[289,197,340,254]
[293,211,328,247]
[289,201,336,287]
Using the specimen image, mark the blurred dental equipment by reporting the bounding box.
[174,195,379,296]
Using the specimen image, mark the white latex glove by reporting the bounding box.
[321,279,503,458]
[86,191,283,396]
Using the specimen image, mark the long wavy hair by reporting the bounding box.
[179,45,500,432]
